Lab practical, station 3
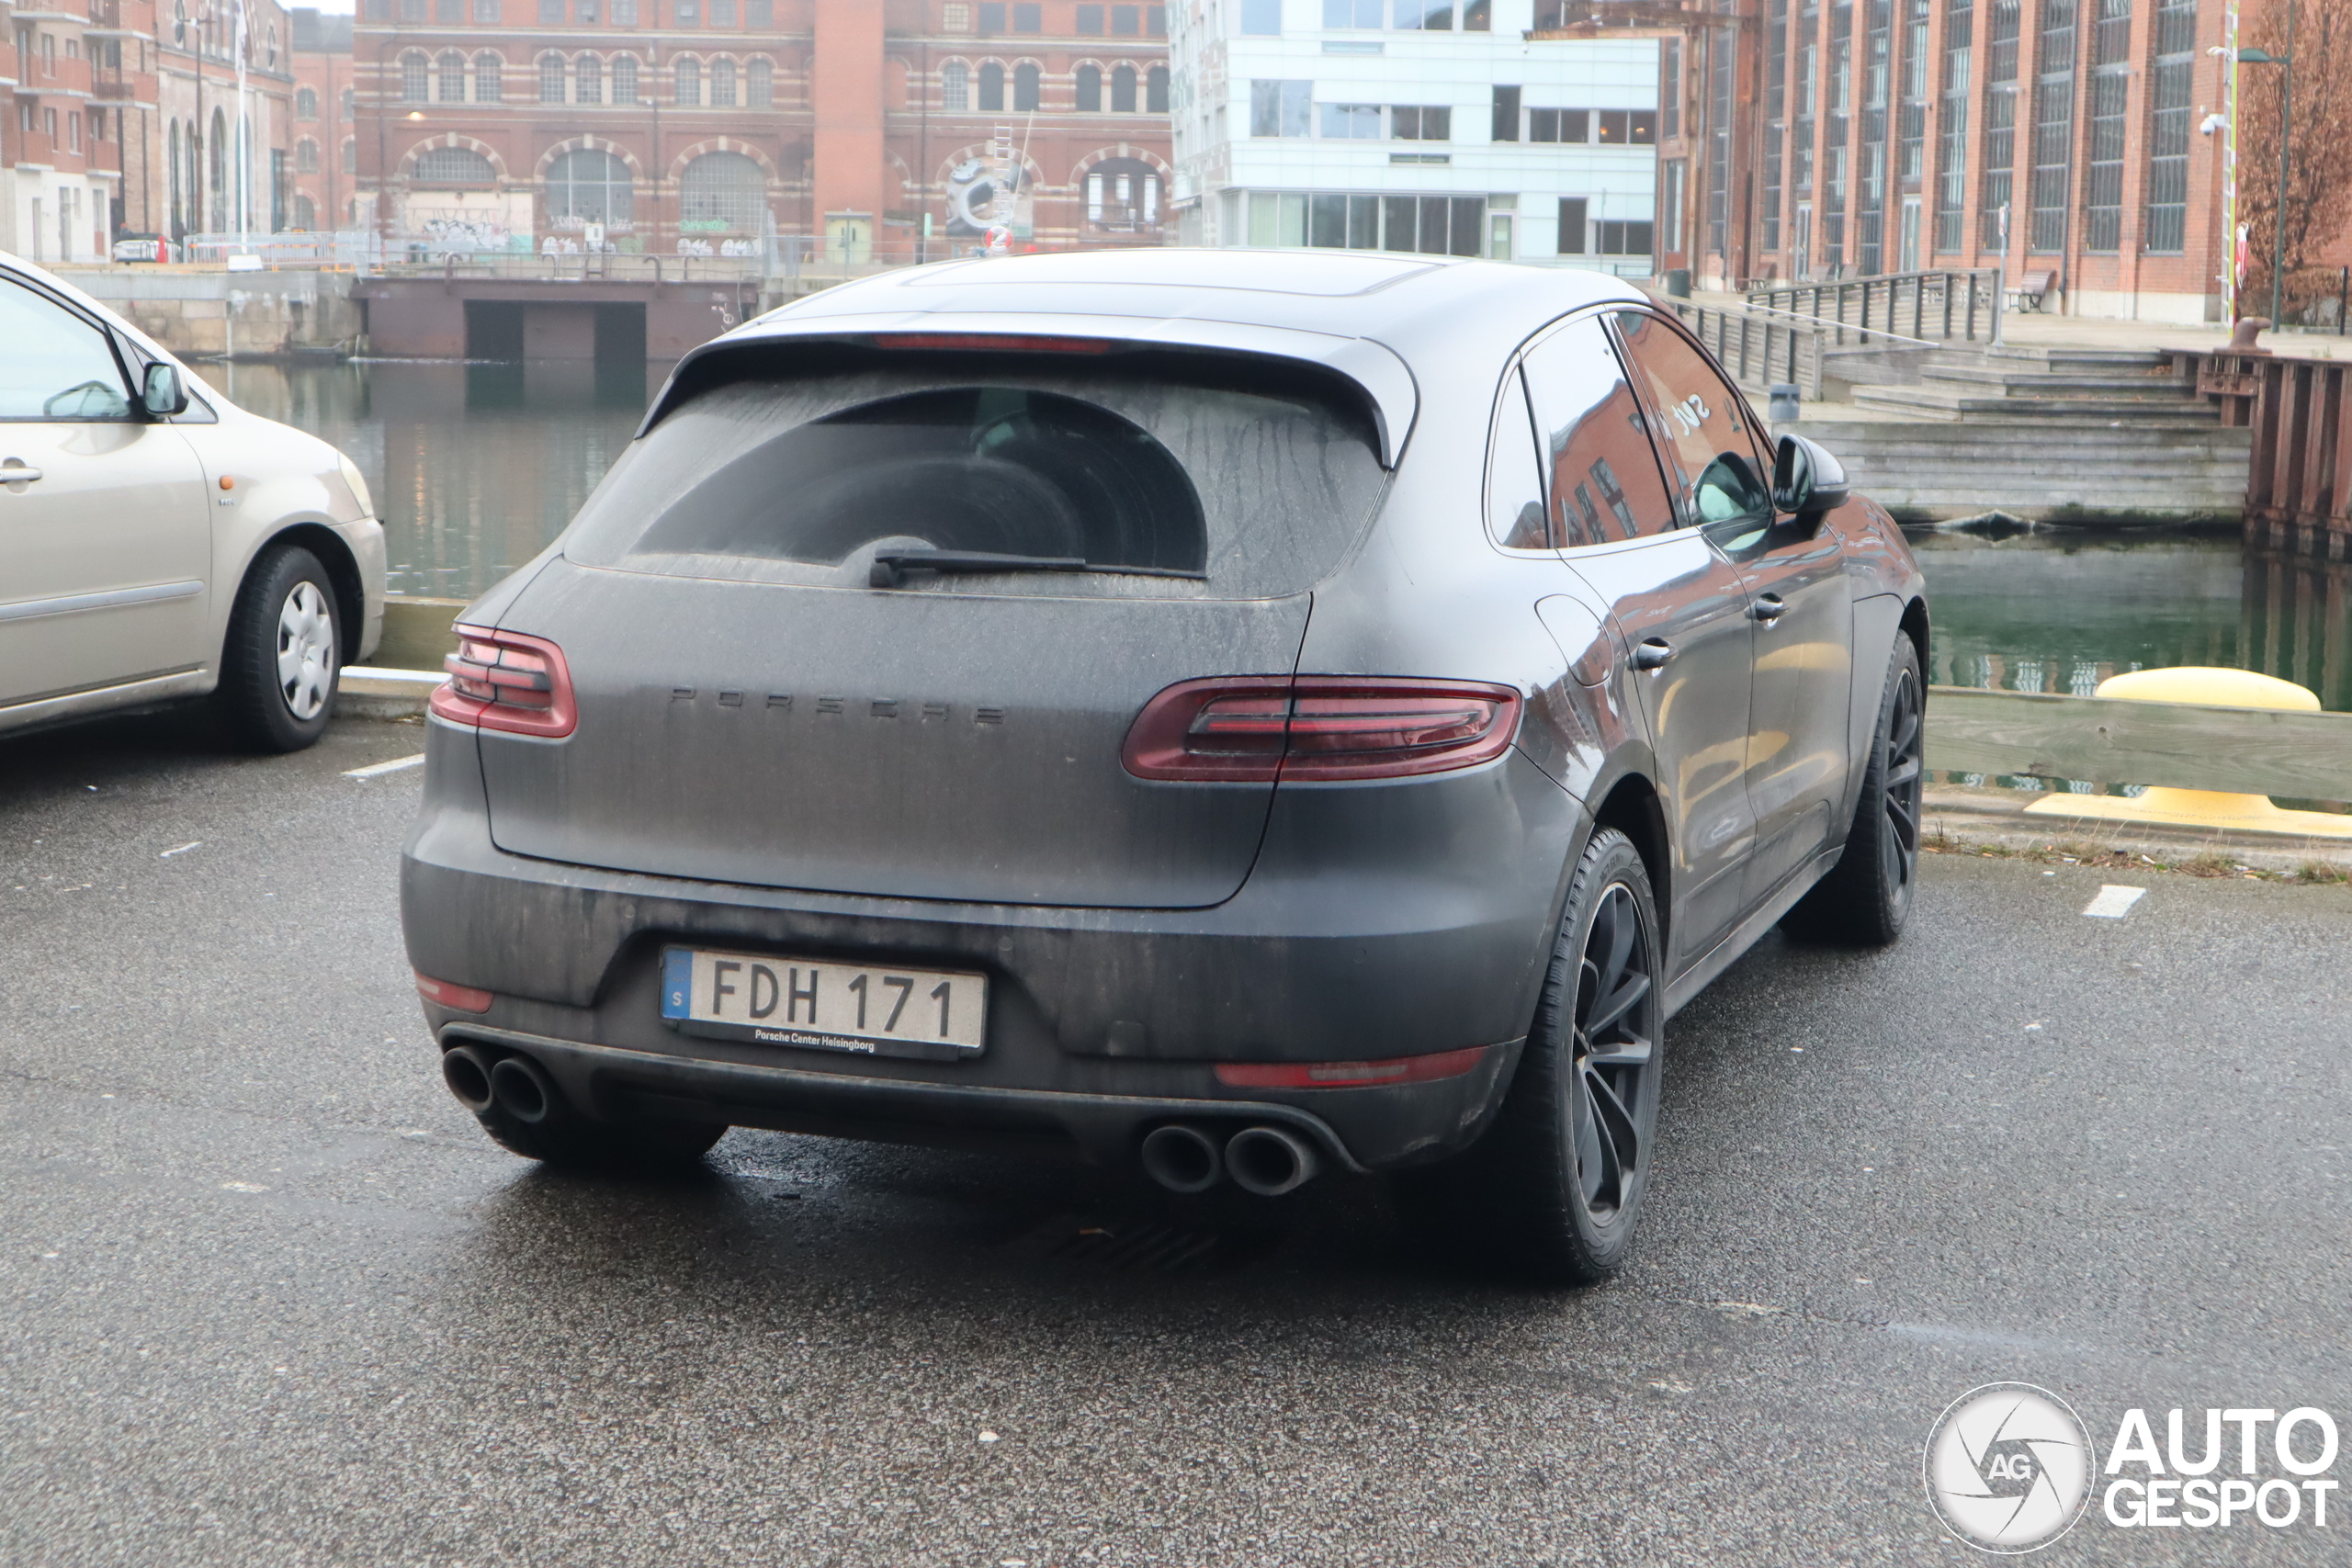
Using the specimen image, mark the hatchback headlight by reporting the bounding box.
[336,453,376,521]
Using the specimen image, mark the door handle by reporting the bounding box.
[0,460,42,487]
[1751,592,1788,623]
[1633,637,1675,671]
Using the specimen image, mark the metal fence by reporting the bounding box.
[1745,267,2003,345]
[1661,299,1831,400]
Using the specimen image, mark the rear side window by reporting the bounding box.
[564,353,1389,599]
[1520,315,1676,546]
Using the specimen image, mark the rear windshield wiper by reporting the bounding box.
[868,550,1207,588]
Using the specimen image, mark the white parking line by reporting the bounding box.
[2082,885,2147,919]
[344,753,426,779]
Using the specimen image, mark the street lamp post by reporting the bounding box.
[2239,40,2293,326]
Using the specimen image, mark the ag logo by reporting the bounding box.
[1924,1383,2097,1552]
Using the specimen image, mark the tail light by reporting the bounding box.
[1216,1045,1490,1089]
[1123,676,1521,783]
[429,625,577,739]
[414,972,492,1013]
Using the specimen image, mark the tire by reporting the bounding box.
[217,543,341,753]
[1782,635,1925,947]
[1408,827,1666,1286]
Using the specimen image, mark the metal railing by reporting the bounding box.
[1746,267,2003,346]
[1661,299,1831,400]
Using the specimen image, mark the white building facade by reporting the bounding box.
[1168,0,1658,272]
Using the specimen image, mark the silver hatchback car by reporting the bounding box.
[403,250,1927,1281]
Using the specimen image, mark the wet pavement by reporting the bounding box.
[4,711,2348,1566]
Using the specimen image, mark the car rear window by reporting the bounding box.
[560,350,1390,599]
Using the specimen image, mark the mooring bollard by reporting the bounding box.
[2021,667,2352,837]
[1768,383,1803,423]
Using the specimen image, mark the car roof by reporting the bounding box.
[659,251,1649,468]
[763,248,1645,359]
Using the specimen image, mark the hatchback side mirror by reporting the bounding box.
[1772,433,1849,520]
[141,361,188,418]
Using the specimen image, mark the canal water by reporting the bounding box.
[198,360,2352,714]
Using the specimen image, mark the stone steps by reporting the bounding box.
[1849,382,2222,422]
[1788,418,2252,523]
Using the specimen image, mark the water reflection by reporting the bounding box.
[1908,527,2352,713]
[190,358,661,599]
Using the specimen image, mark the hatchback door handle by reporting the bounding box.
[0,460,41,486]
[1751,592,1787,622]
[1633,637,1675,671]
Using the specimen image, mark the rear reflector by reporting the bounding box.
[414,972,493,1013]
[870,333,1114,355]
[429,625,577,739]
[1123,675,1521,783]
[1215,1045,1490,1089]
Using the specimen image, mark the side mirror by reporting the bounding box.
[1772,433,1849,519]
[141,361,188,418]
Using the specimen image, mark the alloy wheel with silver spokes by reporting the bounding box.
[1568,878,1659,1228]
[276,580,335,721]
[1878,664,1924,908]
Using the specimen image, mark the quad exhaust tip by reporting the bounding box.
[440,1043,495,1115]
[1140,1122,1322,1196]
[1226,1125,1319,1197]
[1139,1122,1223,1194]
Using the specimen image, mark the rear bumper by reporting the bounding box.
[435,1022,1521,1171]
[401,716,1584,1170]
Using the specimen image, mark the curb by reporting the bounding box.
[1925,786,2352,878]
[338,667,438,720]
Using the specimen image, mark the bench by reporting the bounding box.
[2009,269,2057,311]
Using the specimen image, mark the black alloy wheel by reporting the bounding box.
[1412,827,1664,1285]
[1783,636,1926,946]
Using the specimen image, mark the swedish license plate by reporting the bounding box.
[660,947,987,1061]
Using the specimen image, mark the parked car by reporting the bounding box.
[111,234,170,265]
[401,250,1927,1281]
[0,252,382,750]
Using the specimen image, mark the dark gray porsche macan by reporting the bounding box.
[401,249,1928,1281]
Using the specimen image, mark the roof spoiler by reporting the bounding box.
[638,312,1420,468]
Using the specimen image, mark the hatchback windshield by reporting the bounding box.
[561,354,1390,599]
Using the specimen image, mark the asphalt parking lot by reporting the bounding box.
[3,710,2348,1567]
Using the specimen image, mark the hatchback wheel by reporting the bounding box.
[219,544,340,753]
[1782,636,1925,946]
[1411,827,1664,1285]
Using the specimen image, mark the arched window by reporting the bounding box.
[209,107,228,231]
[1013,61,1039,111]
[342,86,356,119]
[941,60,968,110]
[539,52,565,102]
[1075,63,1101,112]
[1111,63,1136,112]
[296,138,319,172]
[296,86,318,119]
[167,120,182,230]
[414,145,495,184]
[1147,63,1168,113]
[401,51,429,102]
[294,193,315,229]
[613,55,639,102]
[475,53,503,101]
[1084,156,1161,231]
[343,138,356,173]
[438,51,467,102]
[546,147,634,227]
[978,62,1002,111]
[679,149,764,229]
[711,55,736,107]
[674,55,700,105]
[576,52,602,104]
[747,56,772,107]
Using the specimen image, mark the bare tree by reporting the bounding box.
[2235,0,2352,321]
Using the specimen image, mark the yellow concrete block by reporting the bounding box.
[2022,667,2352,837]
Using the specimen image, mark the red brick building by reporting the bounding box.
[289,6,355,229]
[352,0,1171,259]
[1631,0,2245,321]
